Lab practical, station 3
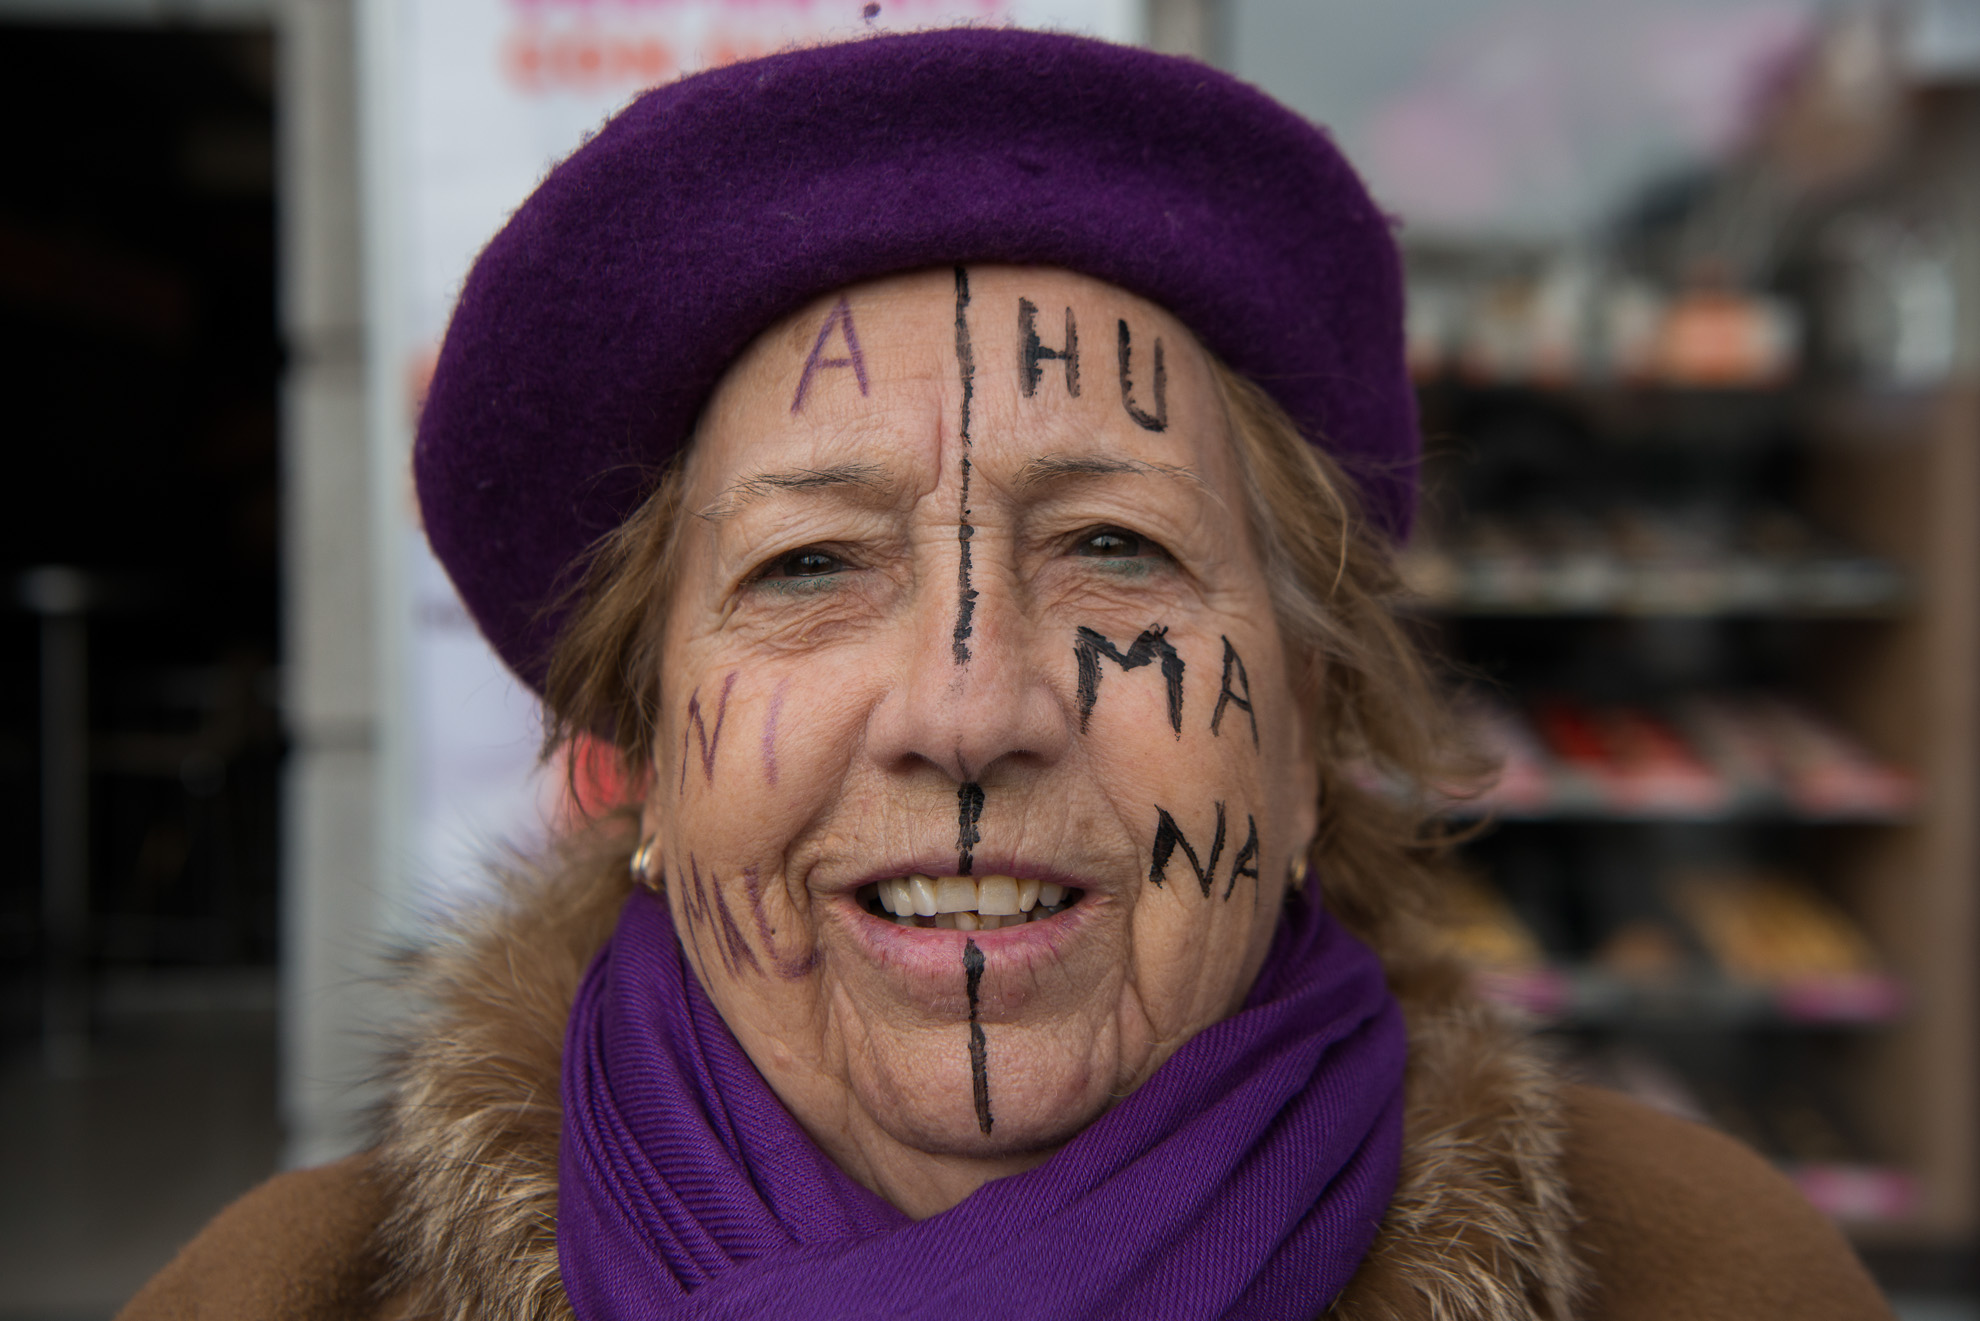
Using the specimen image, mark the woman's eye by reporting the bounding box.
[771,547,844,578]
[1077,528,1144,558]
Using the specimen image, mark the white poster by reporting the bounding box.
[361,0,1141,914]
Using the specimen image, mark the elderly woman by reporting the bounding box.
[125,28,1889,1321]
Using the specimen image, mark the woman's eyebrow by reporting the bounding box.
[698,462,896,520]
[1014,454,1203,492]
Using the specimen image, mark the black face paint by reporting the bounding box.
[1117,319,1167,432]
[1018,297,1080,398]
[953,266,978,665]
[1223,815,1260,901]
[1149,802,1227,898]
[957,781,985,875]
[964,938,993,1135]
[1074,625,1184,735]
[1211,636,1258,748]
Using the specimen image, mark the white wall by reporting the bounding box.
[278,0,385,1167]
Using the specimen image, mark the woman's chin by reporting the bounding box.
[847,1029,1123,1163]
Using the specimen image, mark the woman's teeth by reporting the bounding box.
[860,875,1078,930]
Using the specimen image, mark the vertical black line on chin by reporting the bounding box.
[964,938,992,1135]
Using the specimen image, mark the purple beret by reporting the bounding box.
[415,26,1418,692]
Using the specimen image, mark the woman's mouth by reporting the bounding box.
[856,875,1085,931]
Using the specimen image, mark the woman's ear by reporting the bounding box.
[636,742,668,859]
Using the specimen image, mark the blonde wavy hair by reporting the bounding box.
[539,354,1473,960]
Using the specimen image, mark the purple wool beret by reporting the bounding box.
[415,26,1418,692]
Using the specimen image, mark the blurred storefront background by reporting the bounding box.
[0,0,1975,1316]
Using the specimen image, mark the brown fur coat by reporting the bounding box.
[122,826,1893,1321]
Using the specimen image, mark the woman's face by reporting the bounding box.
[646,267,1319,1215]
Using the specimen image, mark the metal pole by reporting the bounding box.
[25,567,91,1075]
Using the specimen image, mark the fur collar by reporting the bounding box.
[369,821,1582,1320]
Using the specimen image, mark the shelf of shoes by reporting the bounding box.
[1397,509,1908,619]
[1405,259,1800,393]
[1445,872,1904,1030]
[1443,694,1918,823]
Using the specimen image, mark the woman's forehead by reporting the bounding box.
[691,265,1229,489]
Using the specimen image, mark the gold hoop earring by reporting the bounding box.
[630,837,661,889]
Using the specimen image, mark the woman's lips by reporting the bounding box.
[828,866,1105,1010]
[855,874,1083,931]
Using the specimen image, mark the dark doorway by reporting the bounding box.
[0,23,282,1044]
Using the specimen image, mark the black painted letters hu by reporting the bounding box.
[1117,319,1167,432]
[1019,298,1080,398]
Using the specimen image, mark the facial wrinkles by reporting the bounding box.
[648,267,1312,1214]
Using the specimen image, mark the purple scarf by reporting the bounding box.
[558,887,1407,1320]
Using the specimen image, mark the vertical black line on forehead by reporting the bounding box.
[952,265,978,666]
[954,266,974,445]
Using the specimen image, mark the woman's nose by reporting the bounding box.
[863,557,1072,785]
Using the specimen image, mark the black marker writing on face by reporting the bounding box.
[1149,802,1227,897]
[1117,319,1167,432]
[964,938,993,1135]
[678,671,738,796]
[1018,297,1080,398]
[952,266,978,666]
[1211,636,1259,748]
[1075,625,1184,736]
[1223,815,1260,902]
[789,296,869,412]
[957,782,985,876]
